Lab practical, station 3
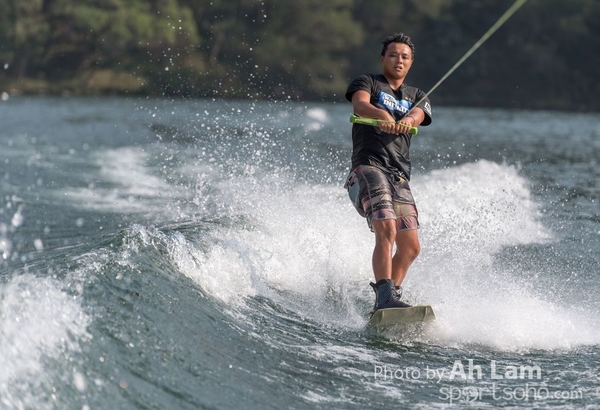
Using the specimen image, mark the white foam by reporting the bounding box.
[304,107,329,131]
[165,165,369,325]
[416,160,550,252]
[172,159,599,351]
[405,160,599,350]
[0,274,90,409]
[96,147,170,196]
[62,146,179,216]
[305,107,329,123]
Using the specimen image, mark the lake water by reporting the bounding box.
[1,97,599,408]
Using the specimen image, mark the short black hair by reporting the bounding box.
[381,33,415,59]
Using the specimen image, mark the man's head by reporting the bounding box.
[381,33,415,59]
[380,33,415,83]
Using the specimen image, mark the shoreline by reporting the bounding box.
[2,76,599,114]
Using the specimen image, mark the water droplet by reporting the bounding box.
[73,372,87,392]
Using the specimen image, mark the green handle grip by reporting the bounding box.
[350,114,418,135]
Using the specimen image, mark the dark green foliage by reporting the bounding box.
[0,0,597,110]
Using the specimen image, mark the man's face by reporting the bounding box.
[380,42,413,81]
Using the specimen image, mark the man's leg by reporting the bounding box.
[370,219,412,310]
[371,219,397,281]
[392,229,420,286]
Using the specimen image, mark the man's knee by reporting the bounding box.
[372,219,397,244]
[407,240,421,261]
[396,230,420,260]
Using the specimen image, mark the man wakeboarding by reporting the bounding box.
[344,33,433,315]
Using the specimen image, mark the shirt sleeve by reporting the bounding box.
[345,74,373,102]
[415,89,433,126]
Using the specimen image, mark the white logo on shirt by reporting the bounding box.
[424,102,432,115]
[378,91,411,115]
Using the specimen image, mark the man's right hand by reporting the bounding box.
[378,116,407,135]
[351,91,410,135]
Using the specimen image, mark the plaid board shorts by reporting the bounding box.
[345,165,419,232]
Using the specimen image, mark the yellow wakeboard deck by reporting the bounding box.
[368,305,436,327]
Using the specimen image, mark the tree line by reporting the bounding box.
[1,0,598,111]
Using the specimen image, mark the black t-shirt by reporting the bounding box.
[345,74,432,180]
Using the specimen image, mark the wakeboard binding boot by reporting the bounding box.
[370,279,411,315]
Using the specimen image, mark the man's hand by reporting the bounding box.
[378,115,415,135]
[351,91,422,135]
[396,115,416,134]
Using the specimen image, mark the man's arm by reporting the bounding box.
[404,107,426,128]
[351,91,424,135]
[351,90,394,121]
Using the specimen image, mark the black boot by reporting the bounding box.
[370,279,411,313]
[393,285,408,301]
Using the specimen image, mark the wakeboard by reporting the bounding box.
[368,305,436,327]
